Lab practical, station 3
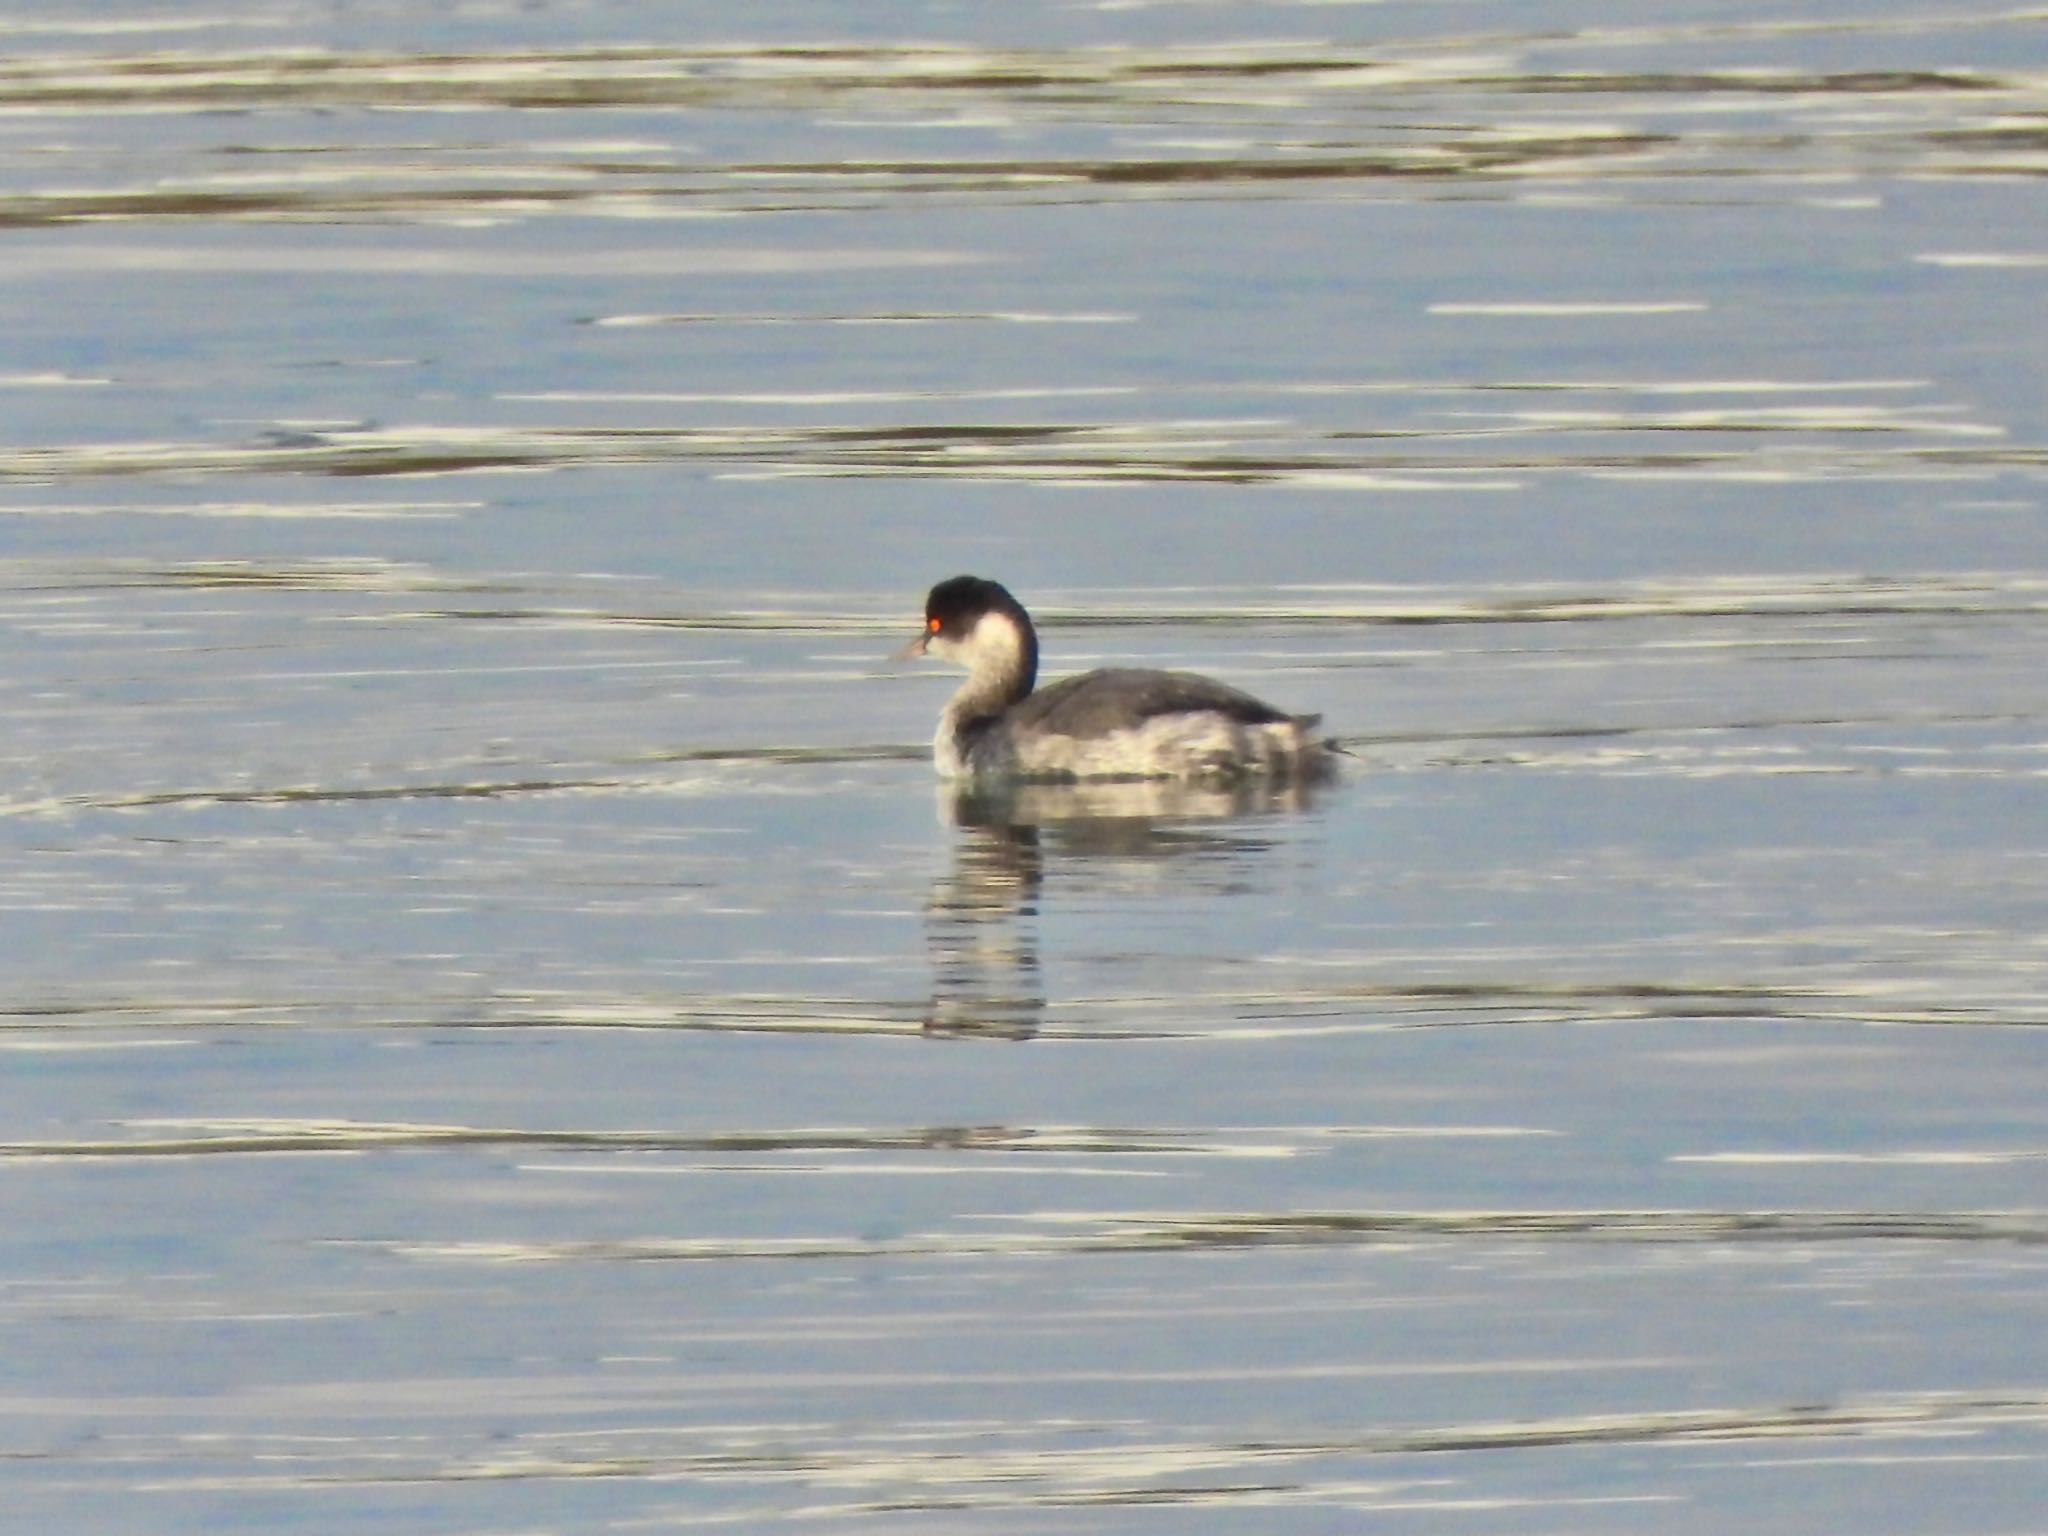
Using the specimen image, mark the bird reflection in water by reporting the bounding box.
[921,777,1324,1040]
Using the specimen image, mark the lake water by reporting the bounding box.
[2,2,2045,1531]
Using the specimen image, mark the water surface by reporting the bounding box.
[2,2,2045,1531]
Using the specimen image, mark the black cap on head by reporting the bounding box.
[918,575,1037,694]
[924,575,1019,636]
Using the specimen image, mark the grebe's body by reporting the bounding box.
[900,576,1332,783]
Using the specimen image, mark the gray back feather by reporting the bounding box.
[1008,668,1313,739]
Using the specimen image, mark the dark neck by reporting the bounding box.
[951,604,1037,723]
[948,652,1033,728]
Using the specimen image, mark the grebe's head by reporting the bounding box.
[897,575,1038,692]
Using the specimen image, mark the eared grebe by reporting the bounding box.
[899,576,1333,782]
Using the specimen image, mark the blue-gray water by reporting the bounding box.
[2,3,2045,1531]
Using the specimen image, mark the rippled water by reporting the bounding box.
[3,2,2046,1531]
